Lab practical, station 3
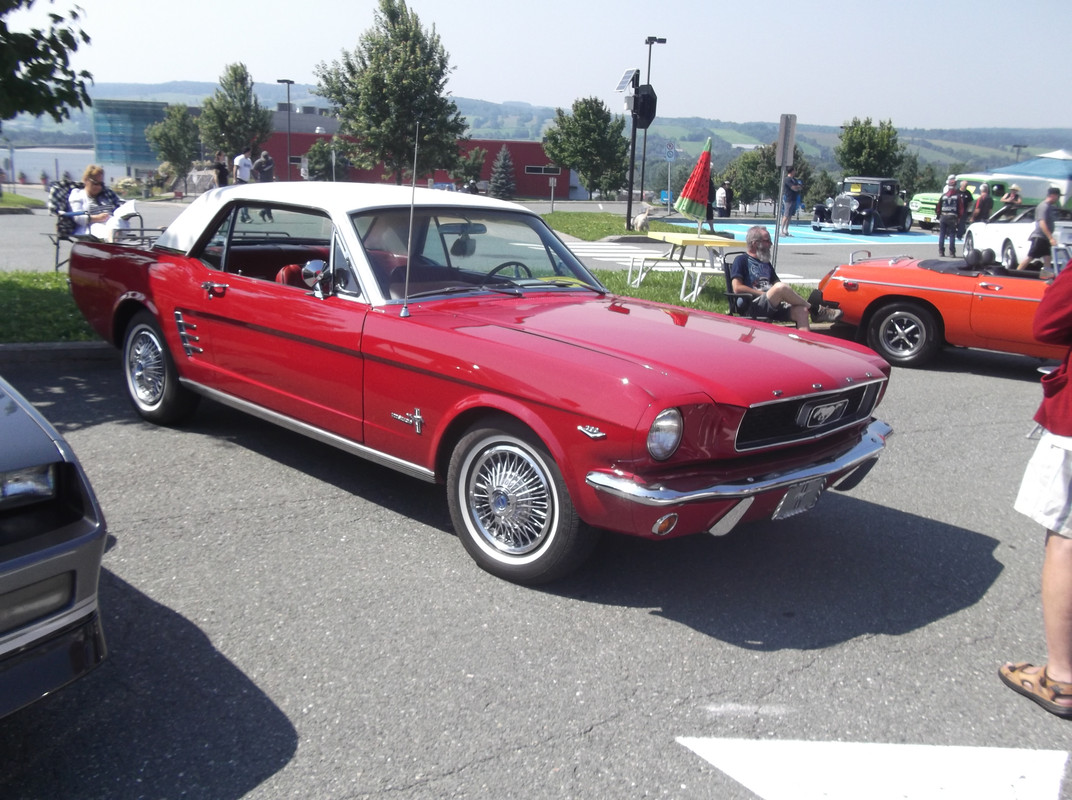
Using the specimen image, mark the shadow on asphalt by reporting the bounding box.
[0,570,298,799]
[550,494,1002,652]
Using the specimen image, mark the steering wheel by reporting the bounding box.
[486,261,533,280]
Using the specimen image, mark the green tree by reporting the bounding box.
[488,145,515,200]
[451,147,486,187]
[198,63,273,159]
[304,137,351,181]
[721,144,812,208]
[0,1,92,133]
[834,117,906,177]
[315,0,466,184]
[145,104,200,193]
[806,169,838,208]
[542,97,627,200]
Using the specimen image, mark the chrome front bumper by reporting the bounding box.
[585,420,892,508]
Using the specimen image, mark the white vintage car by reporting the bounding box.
[964,204,1072,269]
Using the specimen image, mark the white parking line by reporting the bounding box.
[678,737,1068,799]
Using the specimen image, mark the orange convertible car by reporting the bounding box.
[816,250,1067,367]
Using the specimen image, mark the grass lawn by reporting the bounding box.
[0,272,97,343]
[0,193,45,210]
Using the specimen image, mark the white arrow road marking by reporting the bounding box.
[677,737,1068,800]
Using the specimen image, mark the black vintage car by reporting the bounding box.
[812,177,912,235]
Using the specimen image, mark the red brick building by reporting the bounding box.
[261,113,566,199]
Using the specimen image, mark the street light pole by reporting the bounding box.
[277,79,294,181]
[639,36,665,206]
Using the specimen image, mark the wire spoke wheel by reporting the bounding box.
[448,420,596,584]
[468,443,551,555]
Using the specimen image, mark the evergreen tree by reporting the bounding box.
[315,0,466,184]
[488,145,515,200]
[145,105,200,193]
[198,63,273,159]
[0,1,92,134]
[543,97,627,199]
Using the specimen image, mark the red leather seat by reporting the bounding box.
[275,263,305,287]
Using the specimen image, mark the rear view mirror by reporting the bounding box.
[450,237,476,257]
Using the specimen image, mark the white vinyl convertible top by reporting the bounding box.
[154,181,532,254]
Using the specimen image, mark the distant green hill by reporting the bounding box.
[4,82,1067,175]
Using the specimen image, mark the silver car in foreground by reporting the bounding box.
[0,374,107,718]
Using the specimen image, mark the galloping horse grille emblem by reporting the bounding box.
[798,398,850,429]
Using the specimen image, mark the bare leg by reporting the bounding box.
[1043,531,1072,684]
[766,283,811,330]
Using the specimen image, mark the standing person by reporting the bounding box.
[233,147,253,223]
[937,176,962,257]
[724,181,734,218]
[209,150,229,188]
[233,146,253,185]
[1002,184,1023,208]
[715,180,730,218]
[67,164,121,238]
[729,225,842,329]
[1018,187,1063,271]
[999,262,1072,719]
[253,150,275,222]
[957,180,974,237]
[970,183,994,224]
[780,168,802,236]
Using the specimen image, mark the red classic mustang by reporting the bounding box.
[69,183,892,583]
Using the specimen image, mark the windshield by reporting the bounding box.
[351,207,604,299]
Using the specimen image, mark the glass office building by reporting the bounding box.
[92,99,168,176]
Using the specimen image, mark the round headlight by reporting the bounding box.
[849,197,860,211]
[647,408,682,461]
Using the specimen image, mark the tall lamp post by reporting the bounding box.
[277,78,294,181]
[639,36,666,205]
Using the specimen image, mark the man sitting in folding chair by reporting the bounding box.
[729,225,842,331]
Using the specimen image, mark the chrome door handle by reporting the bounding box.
[201,281,229,298]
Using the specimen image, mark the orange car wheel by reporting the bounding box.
[866,301,941,367]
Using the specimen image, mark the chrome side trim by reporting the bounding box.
[178,379,435,483]
[585,420,892,508]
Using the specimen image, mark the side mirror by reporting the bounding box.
[302,259,327,287]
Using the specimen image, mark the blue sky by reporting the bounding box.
[10,0,1068,129]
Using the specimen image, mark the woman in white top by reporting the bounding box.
[67,164,121,237]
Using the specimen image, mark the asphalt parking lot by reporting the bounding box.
[3,191,1072,798]
[2,348,1072,799]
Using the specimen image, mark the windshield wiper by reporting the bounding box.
[406,284,522,300]
[538,279,607,294]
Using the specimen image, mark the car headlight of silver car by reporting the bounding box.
[0,464,58,511]
[647,408,683,461]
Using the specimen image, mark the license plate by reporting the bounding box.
[772,478,826,520]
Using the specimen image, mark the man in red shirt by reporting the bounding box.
[1001,264,1072,717]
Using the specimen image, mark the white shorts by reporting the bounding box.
[1015,431,1072,537]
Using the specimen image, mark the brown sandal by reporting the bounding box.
[999,662,1072,719]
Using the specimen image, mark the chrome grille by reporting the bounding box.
[736,381,883,451]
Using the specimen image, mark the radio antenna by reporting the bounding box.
[401,120,420,319]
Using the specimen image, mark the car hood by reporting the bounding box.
[450,295,889,406]
[0,376,65,472]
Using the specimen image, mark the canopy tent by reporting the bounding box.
[990,151,1072,181]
